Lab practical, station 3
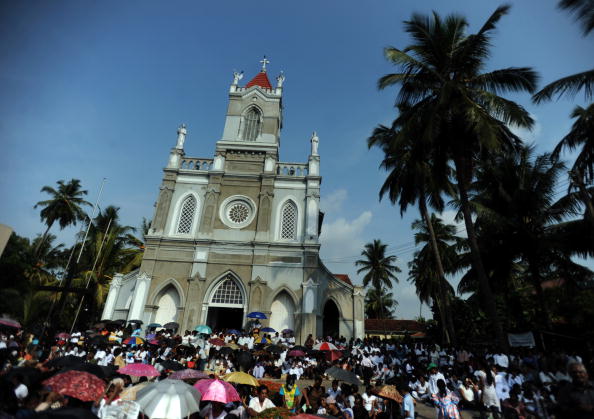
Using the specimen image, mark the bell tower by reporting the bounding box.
[217,57,285,159]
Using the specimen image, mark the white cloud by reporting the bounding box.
[320,189,348,214]
[320,211,372,262]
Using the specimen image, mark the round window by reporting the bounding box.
[219,196,257,229]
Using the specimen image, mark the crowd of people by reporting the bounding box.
[0,323,593,419]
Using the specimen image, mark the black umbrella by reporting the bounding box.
[219,346,233,355]
[324,366,362,385]
[45,355,84,369]
[5,367,41,387]
[88,335,109,346]
[128,320,143,325]
[64,363,116,380]
[159,359,184,371]
[34,407,99,418]
[163,322,179,329]
[290,345,308,352]
[266,345,284,354]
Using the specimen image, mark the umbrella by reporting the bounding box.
[266,345,284,354]
[88,335,109,346]
[120,381,151,401]
[163,322,179,329]
[147,323,162,328]
[34,407,99,418]
[55,332,70,339]
[255,336,270,344]
[136,379,202,419]
[209,338,225,346]
[92,322,106,329]
[325,350,343,362]
[246,312,267,319]
[6,367,41,387]
[324,366,362,386]
[227,329,241,335]
[146,333,157,339]
[194,379,240,403]
[227,342,240,350]
[42,370,106,402]
[128,319,143,325]
[64,363,116,380]
[159,359,184,371]
[219,346,233,355]
[291,345,308,351]
[169,369,210,381]
[287,350,306,357]
[313,342,338,351]
[45,355,84,369]
[223,371,259,387]
[148,339,160,345]
[195,325,212,334]
[373,385,403,403]
[119,363,160,377]
[0,317,21,328]
[282,329,294,334]
[123,336,145,346]
[261,327,276,333]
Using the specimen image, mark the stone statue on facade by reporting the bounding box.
[232,71,244,85]
[310,131,319,156]
[276,71,285,88]
[176,124,187,149]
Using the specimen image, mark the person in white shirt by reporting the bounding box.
[428,364,445,396]
[327,380,342,399]
[411,375,430,401]
[253,363,265,379]
[362,385,377,412]
[94,348,107,362]
[248,385,275,416]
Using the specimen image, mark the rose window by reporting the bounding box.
[228,203,250,224]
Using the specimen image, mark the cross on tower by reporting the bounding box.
[260,56,270,72]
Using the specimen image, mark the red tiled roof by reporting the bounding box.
[334,274,353,286]
[364,319,424,333]
[246,71,273,89]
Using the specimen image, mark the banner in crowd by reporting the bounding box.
[508,332,535,347]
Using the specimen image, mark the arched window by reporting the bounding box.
[176,195,197,234]
[243,108,261,141]
[211,277,243,305]
[280,200,298,240]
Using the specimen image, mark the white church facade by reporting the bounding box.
[101,60,365,342]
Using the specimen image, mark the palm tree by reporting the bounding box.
[378,5,538,348]
[471,145,588,329]
[559,0,594,36]
[368,110,457,343]
[34,179,91,253]
[365,287,397,319]
[408,214,461,342]
[355,239,400,336]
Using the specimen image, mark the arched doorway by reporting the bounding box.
[322,299,340,338]
[154,285,181,326]
[269,291,295,332]
[206,275,244,331]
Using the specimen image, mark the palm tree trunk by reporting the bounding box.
[418,198,453,345]
[377,285,389,339]
[454,156,507,350]
[34,221,54,256]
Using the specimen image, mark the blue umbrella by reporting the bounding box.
[147,323,161,328]
[195,325,212,334]
[261,327,276,333]
[246,312,267,319]
[227,329,241,335]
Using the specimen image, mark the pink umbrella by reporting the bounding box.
[55,332,70,339]
[170,369,210,380]
[287,350,306,357]
[119,363,160,377]
[0,317,21,328]
[193,379,240,403]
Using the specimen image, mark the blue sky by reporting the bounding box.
[0,0,591,319]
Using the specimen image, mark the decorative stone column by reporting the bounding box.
[101,273,123,320]
[167,147,184,169]
[300,277,319,343]
[353,285,366,340]
[128,272,152,323]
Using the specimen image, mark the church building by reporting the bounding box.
[101,60,365,342]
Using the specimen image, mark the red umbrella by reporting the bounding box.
[287,350,306,357]
[42,370,105,402]
[194,379,240,403]
[325,350,343,362]
[55,332,70,340]
[209,338,225,346]
[118,363,160,377]
[313,342,338,351]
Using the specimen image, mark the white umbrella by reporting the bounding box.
[136,379,202,419]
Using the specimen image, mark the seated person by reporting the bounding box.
[248,385,275,416]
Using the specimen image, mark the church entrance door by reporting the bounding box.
[322,300,340,338]
[205,275,245,333]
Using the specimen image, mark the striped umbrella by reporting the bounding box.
[123,336,145,346]
[313,341,338,351]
